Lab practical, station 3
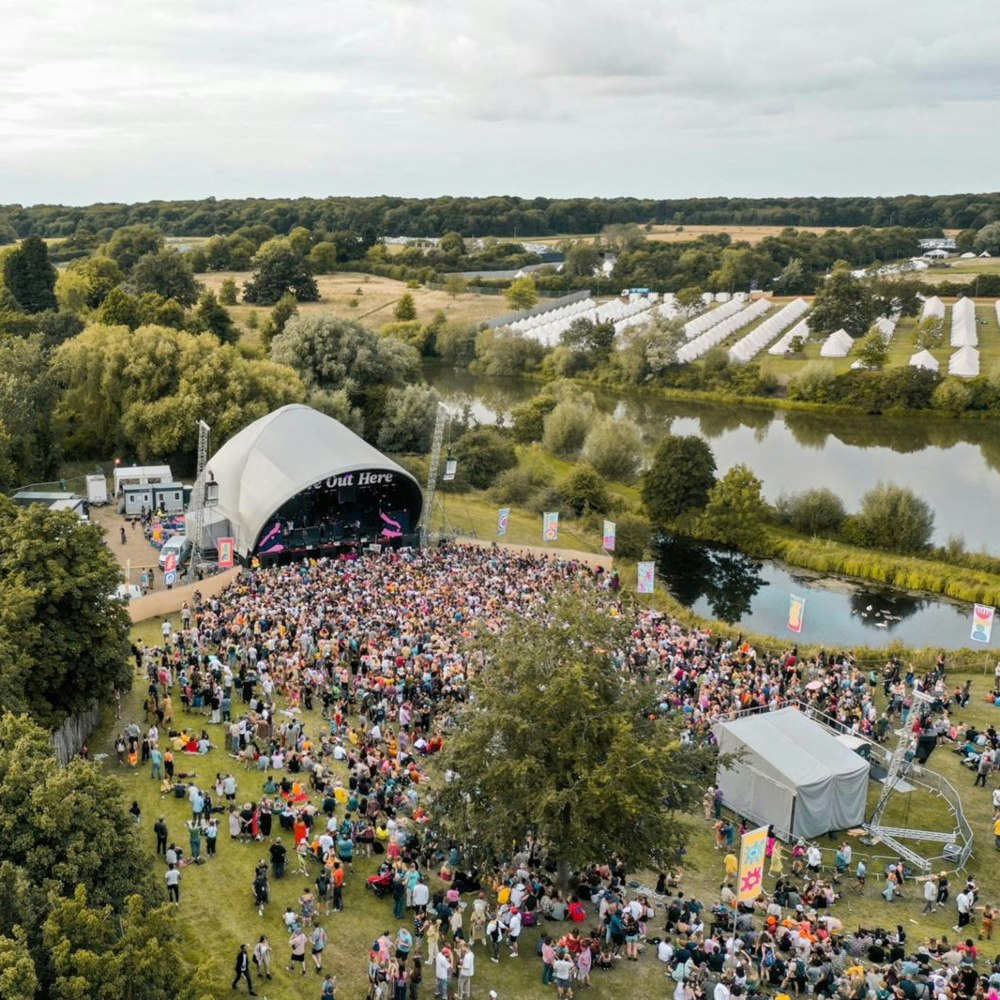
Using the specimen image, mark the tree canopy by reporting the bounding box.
[642,434,717,525]
[2,237,57,313]
[0,498,131,725]
[435,592,716,882]
[242,241,319,305]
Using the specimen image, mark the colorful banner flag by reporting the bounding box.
[637,561,655,594]
[787,594,806,634]
[603,520,616,552]
[218,537,235,569]
[972,604,996,644]
[737,824,769,902]
[542,511,559,542]
[497,507,510,537]
[163,552,178,574]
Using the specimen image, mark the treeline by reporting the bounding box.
[3,190,1000,240]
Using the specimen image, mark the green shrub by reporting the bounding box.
[541,399,593,457]
[488,464,553,506]
[558,465,612,516]
[932,379,973,415]
[787,362,836,402]
[582,414,643,483]
[776,487,846,535]
[847,482,935,553]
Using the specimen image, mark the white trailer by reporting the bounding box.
[86,474,109,506]
[113,465,173,496]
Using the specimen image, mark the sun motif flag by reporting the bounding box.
[542,511,559,542]
[497,507,510,537]
[737,824,769,902]
[602,520,616,552]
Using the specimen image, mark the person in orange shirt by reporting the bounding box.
[331,861,345,912]
[294,817,308,846]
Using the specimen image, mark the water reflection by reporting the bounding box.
[656,535,767,625]
[425,367,1000,551]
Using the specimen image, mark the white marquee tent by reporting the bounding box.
[949,345,980,378]
[819,328,854,358]
[921,296,946,320]
[950,297,977,347]
[714,708,870,840]
[909,349,940,372]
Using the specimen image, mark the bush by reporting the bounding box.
[488,464,553,505]
[511,394,559,443]
[558,465,611,516]
[848,482,935,553]
[932,379,972,415]
[472,327,545,376]
[776,488,846,535]
[453,428,518,490]
[583,415,643,483]
[541,399,593,457]
[526,485,565,516]
[642,435,717,526]
[612,513,652,561]
[787,361,836,402]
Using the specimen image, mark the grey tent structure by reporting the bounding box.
[714,708,869,840]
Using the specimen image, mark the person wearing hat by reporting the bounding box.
[434,944,453,999]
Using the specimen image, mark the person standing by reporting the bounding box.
[975,749,994,788]
[154,816,168,856]
[187,820,201,861]
[232,943,257,995]
[288,927,308,976]
[457,943,474,999]
[956,888,972,931]
[434,945,453,999]
[165,863,180,905]
[311,923,328,973]
[253,935,273,980]
[205,818,218,858]
[322,973,337,999]
[921,875,940,914]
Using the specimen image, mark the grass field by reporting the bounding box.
[915,257,1000,287]
[100,583,1000,1000]
[757,304,1000,383]
[198,271,510,347]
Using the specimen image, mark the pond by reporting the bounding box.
[655,535,986,652]
[426,368,1000,553]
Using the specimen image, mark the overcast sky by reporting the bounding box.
[3,0,999,206]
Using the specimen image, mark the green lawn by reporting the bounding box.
[101,588,1000,999]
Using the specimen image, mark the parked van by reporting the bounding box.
[158,535,192,569]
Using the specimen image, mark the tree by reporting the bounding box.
[511,393,559,444]
[96,286,142,328]
[932,379,972,415]
[563,241,600,277]
[776,488,846,535]
[100,224,164,273]
[243,242,319,305]
[642,435,717,525]
[261,292,299,347]
[190,290,237,343]
[53,324,306,461]
[849,482,935,553]
[854,327,889,370]
[270,314,419,393]
[911,316,944,350]
[698,464,767,551]
[541,399,592,457]
[582,414,643,483]
[435,592,717,886]
[309,241,339,273]
[394,292,417,321]
[472,327,545,376]
[439,231,466,257]
[974,222,1000,256]
[443,274,467,299]
[129,249,199,306]
[558,465,611,516]
[674,286,704,317]
[809,261,878,336]
[218,277,238,305]
[60,254,123,310]
[3,237,57,313]
[774,257,809,294]
[453,428,517,490]
[504,275,538,310]
[561,317,615,367]
[0,500,132,725]
[375,385,439,453]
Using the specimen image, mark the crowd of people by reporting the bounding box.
[122,543,1000,1000]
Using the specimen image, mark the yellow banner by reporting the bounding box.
[737,824,769,901]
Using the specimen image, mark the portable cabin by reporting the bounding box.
[150,481,186,515]
[119,484,154,517]
[113,465,173,496]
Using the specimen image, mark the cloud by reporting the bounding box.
[1,0,1000,202]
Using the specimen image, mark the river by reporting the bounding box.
[426,368,1000,553]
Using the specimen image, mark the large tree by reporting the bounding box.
[642,434,717,526]
[100,224,164,273]
[0,499,131,726]
[53,323,305,460]
[698,464,767,551]
[130,249,200,306]
[242,241,319,305]
[809,261,878,337]
[435,593,716,885]
[3,237,57,313]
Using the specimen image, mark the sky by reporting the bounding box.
[3,0,1000,206]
